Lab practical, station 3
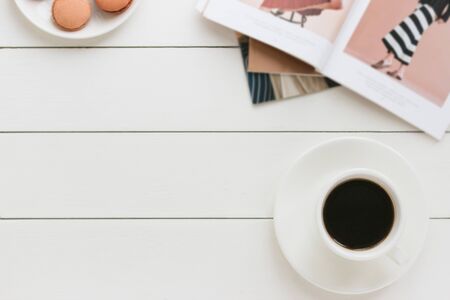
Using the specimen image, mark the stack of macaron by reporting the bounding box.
[52,0,133,31]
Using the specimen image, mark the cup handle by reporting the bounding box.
[388,246,409,265]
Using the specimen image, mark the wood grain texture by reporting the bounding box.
[0,133,448,218]
[0,48,416,132]
[0,220,448,299]
[1,1,449,298]
[0,0,237,47]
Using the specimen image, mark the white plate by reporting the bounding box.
[274,137,428,295]
[15,0,140,40]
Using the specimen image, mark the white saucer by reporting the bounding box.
[274,137,428,295]
[15,0,141,40]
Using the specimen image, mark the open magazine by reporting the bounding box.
[198,0,450,139]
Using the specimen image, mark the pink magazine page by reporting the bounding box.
[201,0,357,68]
[323,0,450,139]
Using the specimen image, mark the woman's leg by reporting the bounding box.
[372,52,394,69]
[382,53,394,65]
[380,4,436,77]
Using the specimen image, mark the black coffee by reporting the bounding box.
[323,179,395,250]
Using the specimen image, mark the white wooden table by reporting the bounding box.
[1,1,449,299]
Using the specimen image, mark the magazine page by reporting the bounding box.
[323,0,450,139]
[199,0,357,69]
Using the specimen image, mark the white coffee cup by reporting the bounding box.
[317,168,408,265]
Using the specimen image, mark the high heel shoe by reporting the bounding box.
[271,10,284,16]
[372,60,392,70]
[387,70,404,81]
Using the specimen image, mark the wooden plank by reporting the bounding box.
[0,133,448,218]
[0,48,414,132]
[1,0,236,47]
[0,219,448,299]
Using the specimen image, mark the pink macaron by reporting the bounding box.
[95,0,133,13]
[52,0,92,31]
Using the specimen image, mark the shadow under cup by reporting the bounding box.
[317,170,403,262]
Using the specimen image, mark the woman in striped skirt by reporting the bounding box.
[372,0,449,80]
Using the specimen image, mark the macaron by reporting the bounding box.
[95,0,133,13]
[52,0,91,31]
